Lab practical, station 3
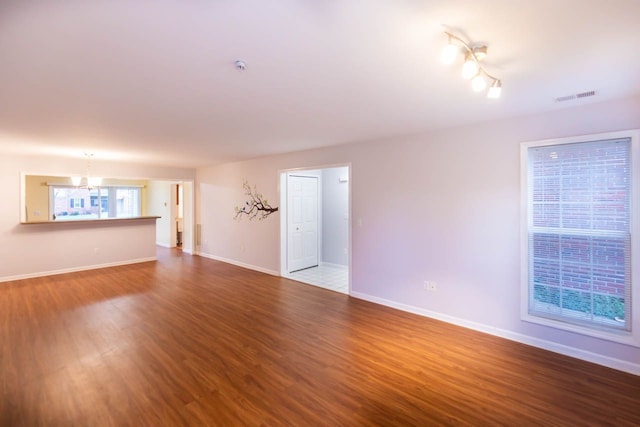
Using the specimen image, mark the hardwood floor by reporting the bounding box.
[1,248,639,426]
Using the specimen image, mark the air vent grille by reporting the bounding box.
[554,90,597,103]
[576,90,596,98]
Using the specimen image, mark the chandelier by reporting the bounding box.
[71,153,102,190]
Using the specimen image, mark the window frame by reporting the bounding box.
[520,129,640,347]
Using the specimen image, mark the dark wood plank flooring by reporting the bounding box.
[1,248,639,426]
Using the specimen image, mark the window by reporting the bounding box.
[51,186,141,220]
[521,130,639,346]
[70,198,85,209]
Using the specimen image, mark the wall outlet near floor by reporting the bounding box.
[423,280,437,291]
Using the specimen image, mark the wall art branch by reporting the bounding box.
[234,180,279,221]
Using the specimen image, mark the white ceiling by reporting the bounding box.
[1,0,639,168]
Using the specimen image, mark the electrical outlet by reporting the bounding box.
[424,281,437,291]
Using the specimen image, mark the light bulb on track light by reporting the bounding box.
[441,41,458,65]
[461,55,478,79]
[487,80,502,98]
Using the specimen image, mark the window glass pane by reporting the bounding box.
[116,188,140,218]
[53,188,99,220]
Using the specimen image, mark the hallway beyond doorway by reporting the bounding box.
[288,264,348,294]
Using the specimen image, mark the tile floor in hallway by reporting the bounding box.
[288,264,348,294]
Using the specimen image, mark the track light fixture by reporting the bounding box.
[441,31,502,99]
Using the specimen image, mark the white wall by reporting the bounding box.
[182,181,194,254]
[146,180,173,247]
[322,166,349,266]
[196,95,640,374]
[0,154,195,280]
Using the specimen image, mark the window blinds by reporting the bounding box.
[527,138,631,331]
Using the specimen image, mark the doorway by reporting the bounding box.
[176,183,184,249]
[280,166,350,294]
[147,180,194,253]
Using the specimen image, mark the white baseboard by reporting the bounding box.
[0,257,157,284]
[198,252,279,276]
[156,242,171,248]
[350,291,640,376]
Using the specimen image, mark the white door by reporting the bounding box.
[287,175,318,272]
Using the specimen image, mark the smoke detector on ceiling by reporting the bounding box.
[234,60,247,71]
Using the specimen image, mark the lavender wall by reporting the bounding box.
[196,95,640,373]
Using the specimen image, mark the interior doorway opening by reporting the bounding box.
[176,183,184,248]
[147,180,194,254]
[279,165,350,294]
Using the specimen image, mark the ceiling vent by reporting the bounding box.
[576,90,596,98]
[554,90,597,103]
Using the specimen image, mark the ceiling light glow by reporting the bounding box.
[462,56,479,79]
[441,41,458,65]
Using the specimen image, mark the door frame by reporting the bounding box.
[278,163,352,293]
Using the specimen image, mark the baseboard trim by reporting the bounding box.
[0,257,157,284]
[156,242,171,248]
[198,252,279,276]
[350,291,640,376]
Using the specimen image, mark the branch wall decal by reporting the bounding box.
[234,180,279,221]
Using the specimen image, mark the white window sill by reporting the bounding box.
[522,312,640,348]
